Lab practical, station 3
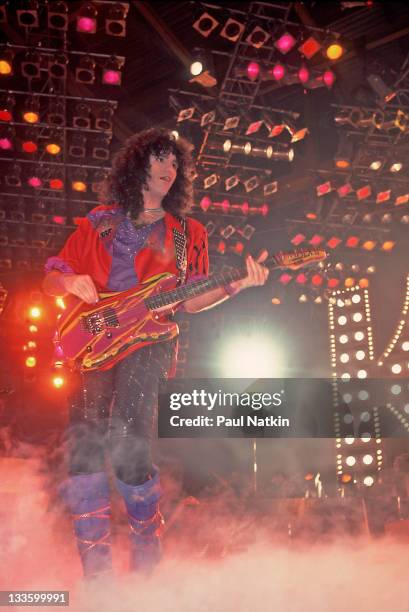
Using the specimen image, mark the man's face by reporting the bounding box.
[145,151,178,197]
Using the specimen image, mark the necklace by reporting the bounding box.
[143,207,164,213]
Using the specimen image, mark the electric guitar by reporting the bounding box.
[54,248,327,372]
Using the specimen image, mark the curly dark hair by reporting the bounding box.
[102,127,195,217]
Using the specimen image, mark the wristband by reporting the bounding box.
[224,283,240,297]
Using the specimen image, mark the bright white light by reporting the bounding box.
[360,411,370,421]
[402,341,409,352]
[391,363,402,374]
[345,435,355,445]
[190,60,203,76]
[343,393,352,403]
[355,331,365,341]
[338,315,347,325]
[341,372,351,381]
[358,390,369,401]
[353,312,363,322]
[219,333,284,377]
[343,414,353,424]
[340,353,350,363]
[337,299,345,307]
[404,404,409,414]
[363,475,374,486]
[346,455,356,466]
[352,294,361,304]
[391,384,401,395]
[357,369,367,379]
[363,454,373,465]
[361,433,371,442]
[339,334,349,344]
[356,350,366,360]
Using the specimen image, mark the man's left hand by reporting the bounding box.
[230,249,269,292]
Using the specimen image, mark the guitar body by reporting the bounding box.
[56,273,180,372]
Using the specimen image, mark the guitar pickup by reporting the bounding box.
[80,307,119,335]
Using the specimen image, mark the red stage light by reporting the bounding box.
[275,32,296,54]
[241,202,249,214]
[346,236,359,248]
[316,181,332,196]
[298,36,321,59]
[260,204,268,216]
[356,185,372,200]
[311,274,323,286]
[0,136,12,150]
[271,64,285,80]
[291,233,306,246]
[305,212,317,220]
[200,196,212,212]
[0,109,12,121]
[102,68,121,86]
[233,241,244,254]
[50,178,64,190]
[221,199,230,213]
[327,278,340,288]
[216,240,226,254]
[337,183,353,197]
[327,236,342,249]
[310,235,324,246]
[376,190,391,204]
[296,273,307,284]
[22,140,38,153]
[279,273,292,285]
[247,62,260,81]
[298,65,310,84]
[323,70,336,88]
[28,176,42,188]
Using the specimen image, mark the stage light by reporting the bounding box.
[247,26,270,49]
[299,294,308,303]
[21,129,38,153]
[220,17,244,42]
[296,273,307,284]
[200,196,212,211]
[92,134,111,160]
[216,240,226,254]
[381,213,392,223]
[363,475,374,486]
[48,1,68,30]
[47,99,65,126]
[244,176,259,193]
[49,174,64,190]
[356,185,371,200]
[271,63,285,81]
[0,49,13,75]
[362,240,376,251]
[25,356,37,368]
[102,56,123,85]
[220,333,284,377]
[45,136,62,155]
[323,70,336,88]
[359,278,369,288]
[291,233,305,246]
[334,133,354,168]
[326,42,344,60]
[71,168,88,192]
[28,175,42,188]
[17,0,39,27]
[203,173,218,189]
[225,175,240,191]
[49,53,68,79]
[68,133,86,158]
[327,237,342,248]
[369,159,382,171]
[95,105,114,131]
[21,51,41,78]
[337,183,353,198]
[396,194,409,206]
[29,306,41,319]
[246,61,260,81]
[312,274,323,286]
[275,32,296,54]
[346,236,359,248]
[105,2,128,36]
[310,235,324,246]
[381,240,395,251]
[73,103,91,129]
[22,98,40,124]
[390,162,402,172]
[193,11,219,37]
[77,2,97,33]
[279,273,292,285]
[316,181,332,196]
[367,73,396,103]
[298,65,310,84]
[401,214,409,224]
[328,278,340,288]
[52,375,65,388]
[75,56,96,84]
[0,126,13,150]
[298,36,322,59]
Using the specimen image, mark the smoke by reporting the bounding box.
[1,432,409,612]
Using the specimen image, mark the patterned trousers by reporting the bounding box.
[65,342,172,486]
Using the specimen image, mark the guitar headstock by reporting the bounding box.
[274,248,328,270]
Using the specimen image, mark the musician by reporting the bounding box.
[42,128,268,579]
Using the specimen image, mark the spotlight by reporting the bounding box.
[27,173,42,188]
[274,32,297,54]
[49,53,68,79]
[193,11,219,38]
[102,56,123,85]
[0,49,13,75]
[246,61,260,81]
[266,145,294,161]
[367,73,396,104]
[95,105,114,131]
[73,103,91,129]
[223,115,240,130]
[381,240,395,251]
[334,133,354,168]
[21,51,41,78]
[323,70,336,88]
[77,2,98,33]
[376,190,391,204]
[356,185,371,200]
[48,1,68,30]
[298,65,310,84]
[21,129,38,153]
[45,134,62,155]
[0,93,15,121]
[69,133,86,158]
[390,162,403,172]
[71,168,88,192]
[220,17,244,42]
[52,374,65,389]
[47,99,65,126]
[17,0,39,27]
[337,183,353,197]
[75,56,96,84]
[25,356,37,368]
[49,171,64,190]
[105,2,128,37]
[0,126,14,150]
[325,41,344,60]
[22,97,40,124]
[298,36,322,59]
[270,63,286,81]
[92,135,111,160]
[369,159,383,171]
[246,25,270,48]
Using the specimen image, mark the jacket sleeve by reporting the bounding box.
[44,218,90,275]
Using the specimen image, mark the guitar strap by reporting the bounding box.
[172,215,188,285]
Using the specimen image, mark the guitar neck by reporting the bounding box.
[144,253,285,310]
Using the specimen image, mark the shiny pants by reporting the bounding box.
[66,342,172,486]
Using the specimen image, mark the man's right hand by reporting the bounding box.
[62,274,99,304]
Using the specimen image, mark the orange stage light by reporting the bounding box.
[46,143,61,155]
[326,43,344,60]
[72,180,87,192]
[25,356,37,368]
[29,306,42,319]
[23,111,40,124]
[29,324,38,333]
[0,60,12,75]
[52,375,65,389]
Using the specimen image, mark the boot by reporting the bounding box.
[59,472,112,578]
[115,468,164,573]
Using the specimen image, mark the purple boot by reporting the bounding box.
[115,468,164,573]
[59,472,112,578]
